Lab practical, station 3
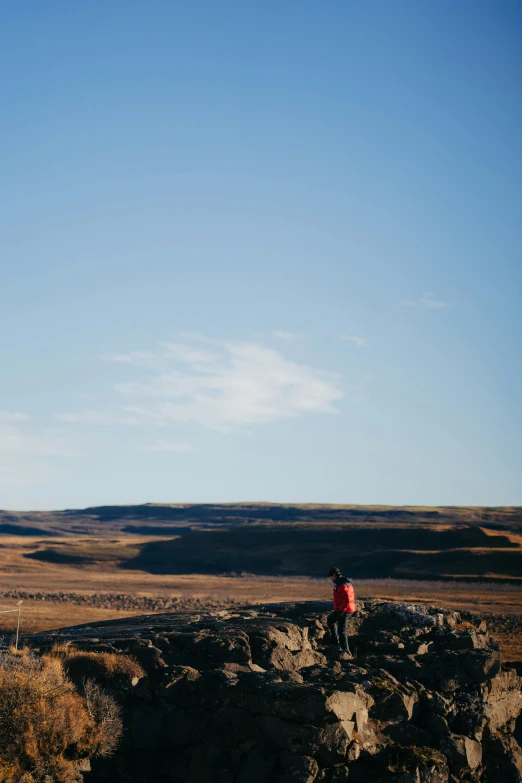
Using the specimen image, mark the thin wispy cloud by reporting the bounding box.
[58,337,344,434]
[138,440,195,453]
[0,422,83,487]
[101,352,155,364]
[0,427,82,457]
[400,293,452,310]
[0,411,31,421]
[55,410,140,425]
[340,336,368,347]
[272,330,301,341]
[161,342,219,364]
[116,340,343,432]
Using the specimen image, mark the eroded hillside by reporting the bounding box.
[2,503,522,536]
[2,504,521,582]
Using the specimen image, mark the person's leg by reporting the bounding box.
[338,613,351,653]
[327,611,341,646]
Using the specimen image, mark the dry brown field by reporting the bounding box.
[0,534,520,662]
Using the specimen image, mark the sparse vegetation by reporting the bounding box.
[0,648,122,782]
[50,645,144,685]
[453,620,477,631]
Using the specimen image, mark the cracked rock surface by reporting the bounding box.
[29,600,522,782]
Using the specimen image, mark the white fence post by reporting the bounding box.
[0,601,23,650]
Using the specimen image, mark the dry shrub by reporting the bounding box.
[454,621,476,632]
[0,648,122,783]
[82,679,122,756]
[50,645,144,686]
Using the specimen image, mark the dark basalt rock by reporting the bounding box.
[28,600,522,782]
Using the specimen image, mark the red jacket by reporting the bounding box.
[333,578,356,613]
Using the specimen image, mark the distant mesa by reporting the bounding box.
[1,503,521,536]
[11,503,522,583]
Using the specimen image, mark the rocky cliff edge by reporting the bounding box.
[29,600,522,783]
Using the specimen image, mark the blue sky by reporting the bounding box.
[1,1,521,509]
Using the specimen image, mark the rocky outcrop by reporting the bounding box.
[29,601,522,782]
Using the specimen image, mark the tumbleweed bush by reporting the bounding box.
[0,648,122,782]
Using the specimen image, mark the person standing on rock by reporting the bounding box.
[327,567,356,658]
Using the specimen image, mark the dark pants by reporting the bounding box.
[327,611,351,652]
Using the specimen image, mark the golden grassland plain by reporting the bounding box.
[0,534,520,662]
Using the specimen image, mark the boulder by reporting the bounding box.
[481,669,522,732]
[368,671,418,721]
[227,679,372,736]
[358,602,444,635]
[329,766,351,782]
[441,734,482,772]
[317,721,355,765]
[483,733,522,783]
[25,600,522,783]
[249,622,326,671]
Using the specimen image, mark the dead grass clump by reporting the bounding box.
[51,645,144,685]
[453,621,476,632]
[0,648,121,782]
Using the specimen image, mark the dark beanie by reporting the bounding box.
[327,567,341,577]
